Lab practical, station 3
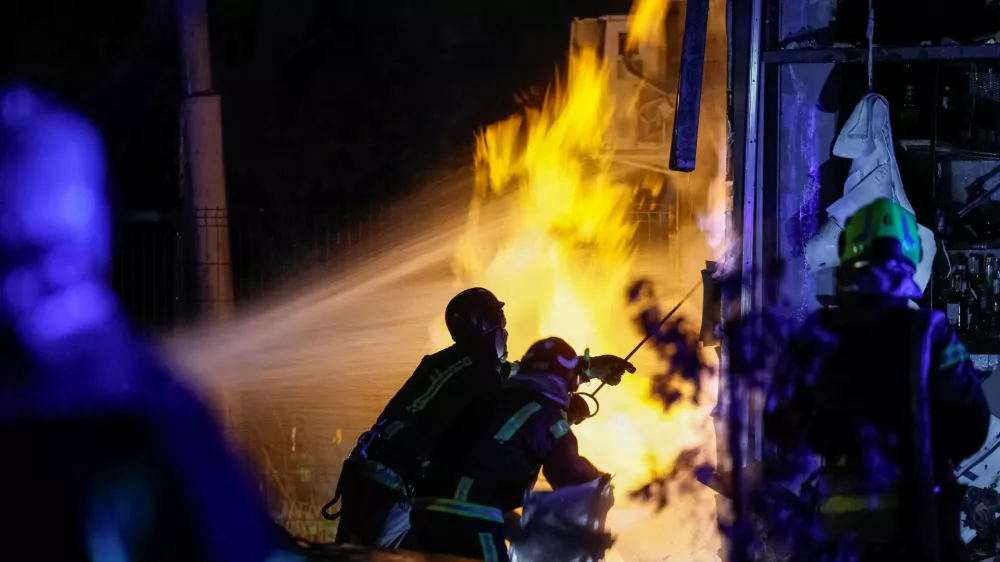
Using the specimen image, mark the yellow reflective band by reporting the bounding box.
[479,532,499,562]
[383,420,406,439]
[550,419,571,439]
[412,497,504,523]
[939,343,970,371]
[408,357,472,413]
[494,402,542,442]
[820,494,898,514]
[454,476,474,502]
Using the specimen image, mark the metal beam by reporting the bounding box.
[669,0,710,172]
[762,43,1000,64]
[740,2,763,320]
[726,0,764,559]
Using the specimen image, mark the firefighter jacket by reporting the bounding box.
[765,295,990,492]
[410,370,604,523]
[362,343,510,490]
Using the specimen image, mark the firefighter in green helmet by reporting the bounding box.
[763,198,989,559]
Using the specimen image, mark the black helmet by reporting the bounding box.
[520,337,580,391]
[445,288,505,344]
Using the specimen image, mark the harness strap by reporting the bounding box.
[321,457,410,520]
[355,458,409,495]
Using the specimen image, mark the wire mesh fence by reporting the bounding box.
[228,204,400,308]
[111,214,183,334]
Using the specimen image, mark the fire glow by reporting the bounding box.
[430,1,729,558]
[168,0,729,557]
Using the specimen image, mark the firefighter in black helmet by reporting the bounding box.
[406,337,612,562]
[446,287,511,363]
[330,289,632,548]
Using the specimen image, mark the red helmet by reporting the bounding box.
[520,337,580,391]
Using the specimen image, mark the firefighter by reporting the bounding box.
[330,288,632,548]
[0,84,280,561]
[763,198,990,560]
[405,337,612,562]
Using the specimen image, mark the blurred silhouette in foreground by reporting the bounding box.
[0,83,279,562]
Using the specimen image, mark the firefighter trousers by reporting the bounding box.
[407,508,508,562]
[333,459,411,548]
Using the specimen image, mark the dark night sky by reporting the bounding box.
[0,0,633,215]
[3,0,992,215]
[4,0,999,208]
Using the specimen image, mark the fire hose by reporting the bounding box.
[576,279,703,418]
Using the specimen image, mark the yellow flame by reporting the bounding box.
[440,46,641,361]
[434,0,727,558]
[627,0,671,50]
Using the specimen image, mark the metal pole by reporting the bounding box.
[668,0,710,172]
[740,0,763,321]
[728,0,764,557]
[175,0,240,431]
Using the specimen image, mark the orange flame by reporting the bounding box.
[627,0,671,50]
[433,0,728,558]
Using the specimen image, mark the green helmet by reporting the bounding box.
[838,198,922,267]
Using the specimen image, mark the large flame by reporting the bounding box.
[627,0,671,50]
[431,2,728,558]
[447,46,638,355]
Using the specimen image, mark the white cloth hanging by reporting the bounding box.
[804,93,937,294]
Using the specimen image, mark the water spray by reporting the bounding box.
[578,279,704,418]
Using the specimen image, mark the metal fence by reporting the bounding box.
[111,214,183,334]
[228,204,400,307]
[114,204,682,332]
[111,203,401,331]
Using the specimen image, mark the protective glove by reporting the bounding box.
[567,393,592,425]
[580,354,636,386]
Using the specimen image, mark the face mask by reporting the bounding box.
[566,372,581,393]
[495,327,509,362]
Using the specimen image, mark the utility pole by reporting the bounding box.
[176,0,241,432]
